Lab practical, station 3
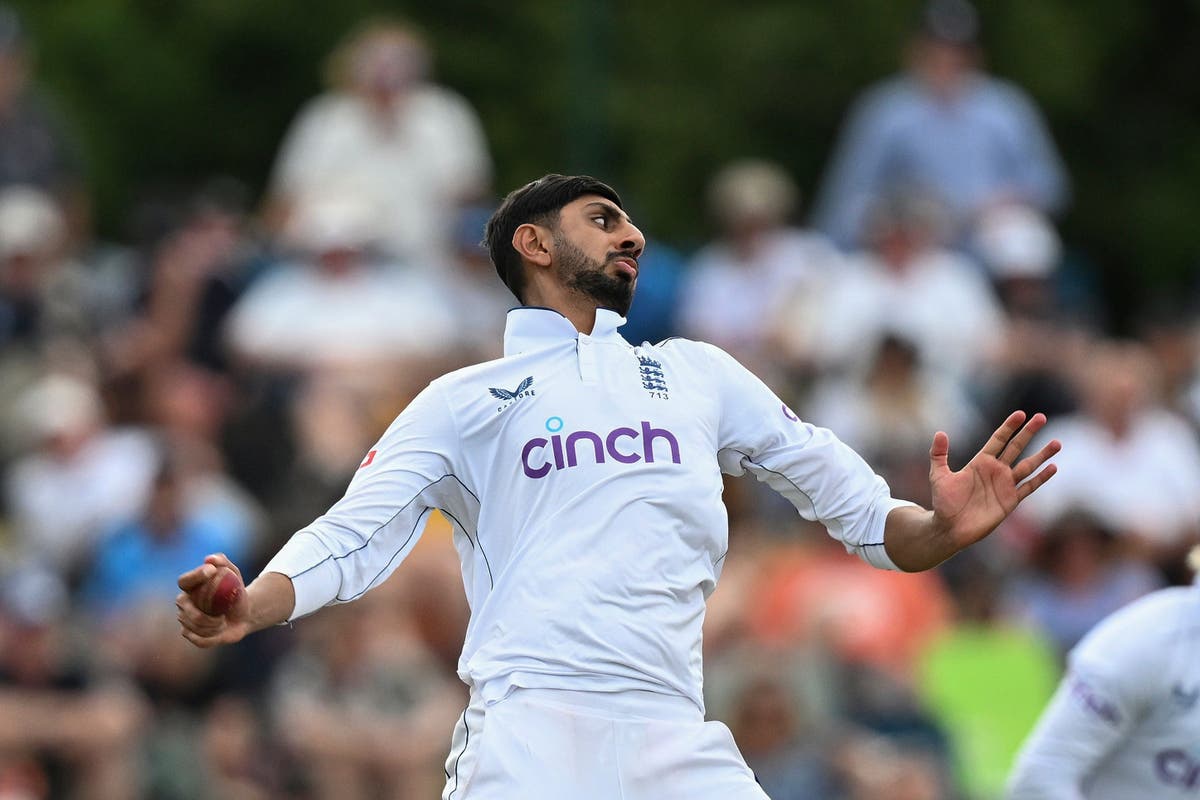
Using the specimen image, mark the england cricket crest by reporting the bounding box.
[638,355,669,400]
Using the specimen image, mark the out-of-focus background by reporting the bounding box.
[0,1,1197,797]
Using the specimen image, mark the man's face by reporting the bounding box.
[550,194,645,317]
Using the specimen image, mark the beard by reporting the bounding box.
[554,234,635,317]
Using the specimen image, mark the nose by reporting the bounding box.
[616,220,646,257]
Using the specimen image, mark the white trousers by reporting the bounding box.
[441,687,769,800]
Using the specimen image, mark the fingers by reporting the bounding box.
[1012,439,1062,484]
[176,591,227,648]
[980,410,1027,459]
[203,553,242,581]
[928,430,950,475]
[177,563,216,592]
[1017,462,1058,502]
[998,412,1048,465]
[176,592,223,631]
[179,554,241,592]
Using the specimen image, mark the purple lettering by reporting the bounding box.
[1069,677,1121,725]
[641,421,680,464]
[520,421,681,478]
[1156,749,1200,789]
[566,430,605,467]
[605,427,640,464]
[551,434,565,470]
[521,438,551,479]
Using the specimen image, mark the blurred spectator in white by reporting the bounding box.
[974,202,1061,288]
[973,203,1085,421]
[4,373,158,584]
[0,6,89,249]
[1024,340,1200,573]
[678,159,841,375]
[791,190,1006,388]
[811,0,1068,250]
[1002,511,1162,660]
[225,192,457,392]
[1134,298,1200,428]
[264,17,491,266]
[269,579,463,799]
[804,332,982,502]
[0,564,148,799]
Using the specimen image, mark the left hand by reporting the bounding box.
[929,410,1061,551]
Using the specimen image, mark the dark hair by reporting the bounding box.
[917,0,980,46]
[484,174,622,302]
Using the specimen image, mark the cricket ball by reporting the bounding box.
[197,566,244,616]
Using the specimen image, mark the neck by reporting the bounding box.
[523,283,599,334]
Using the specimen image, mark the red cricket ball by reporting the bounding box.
[197,566,244,616]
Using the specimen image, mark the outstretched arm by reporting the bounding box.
[176,554,295,648]
[885,411,1061,572]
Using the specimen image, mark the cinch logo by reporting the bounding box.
[521,417,681,479]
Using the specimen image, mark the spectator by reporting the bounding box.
[811,0,1068,250]
[1023,339,1200,574]
[793,190,1006,389]
[678,159,841,376]
[104,179,267,380]
[974,203,1086,423]
[0,6,89,247]
[803,332,982,502]
[79,443,256,620]
[727,674,837,800]
[268,580,463,799]
[1003,510,1162,659]
[0,565,148,799]
[264,17,491,266]
[224,193,458,391]
[4,373,158,584]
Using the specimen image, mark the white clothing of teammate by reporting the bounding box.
[177,175,1061,800]
[1007,559,1200,799]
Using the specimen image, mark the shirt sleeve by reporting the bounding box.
[1006,615,1154,798]
[261,380,469,620]
[705,343,913,570]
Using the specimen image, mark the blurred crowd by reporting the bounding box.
[0,3,1197,799]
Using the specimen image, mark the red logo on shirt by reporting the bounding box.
[359,449,378,469]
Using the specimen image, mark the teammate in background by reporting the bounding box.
[1006,546,1200,799]
[177,174,1060,799]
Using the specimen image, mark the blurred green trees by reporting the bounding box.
[10,0,1200,322]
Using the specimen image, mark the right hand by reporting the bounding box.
[176,553,253,648]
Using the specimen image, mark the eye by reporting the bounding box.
[592,215,608,227]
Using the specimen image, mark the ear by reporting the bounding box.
[512,223,553,269]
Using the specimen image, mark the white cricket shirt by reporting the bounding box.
[263,307,910,712]
[1008,582,1200,798]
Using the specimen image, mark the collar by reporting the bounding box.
[503,306,627,356]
